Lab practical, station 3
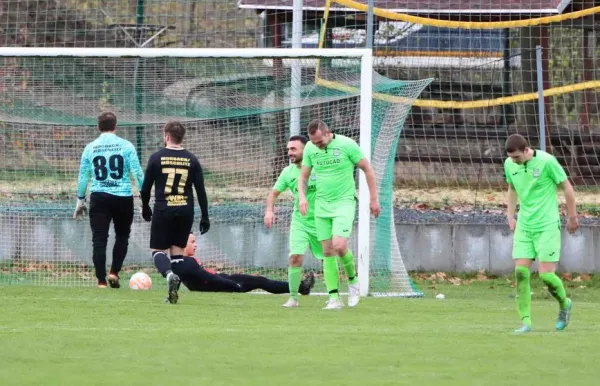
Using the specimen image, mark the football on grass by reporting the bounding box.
[129,272,152,290]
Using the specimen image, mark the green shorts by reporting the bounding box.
[315,201,356,241]
[289,219,323,260]
[512,225,561,262]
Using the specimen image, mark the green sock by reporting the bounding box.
[515,266,532,327]
[339,249,358,285]
[288,266,302,300]
[323,256,340,299]
[539,272,568,308]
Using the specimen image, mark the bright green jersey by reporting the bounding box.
[302,134,365,215]
[504,150,567,231]
[273,163,317,225]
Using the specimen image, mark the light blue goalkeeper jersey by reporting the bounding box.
[76,132,144,199]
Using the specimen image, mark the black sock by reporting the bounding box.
[152,251,172,278]
[169,255,185,278]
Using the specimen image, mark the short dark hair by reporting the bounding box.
[307,119,328,135]
[505,134,528,153]
[98,112,117,132]
[289,135,308,145]
[164,121,186,144]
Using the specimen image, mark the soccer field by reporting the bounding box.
[1,280,599,386]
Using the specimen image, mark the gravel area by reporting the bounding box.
[0,200,599,226]
[394,208,509,225]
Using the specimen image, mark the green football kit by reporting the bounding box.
[504,149,566,262]
[302,134,365,241]
[273,164,323,259]
[505,149,572,332]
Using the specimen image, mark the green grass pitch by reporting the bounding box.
[1,279,600,386]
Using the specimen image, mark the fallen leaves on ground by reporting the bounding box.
[415,269,493,286]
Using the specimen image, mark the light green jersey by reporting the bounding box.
[504,150,567,231]
[273,163,317,225]
[302,134,365,216]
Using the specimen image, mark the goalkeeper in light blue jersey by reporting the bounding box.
[74,112,144,288]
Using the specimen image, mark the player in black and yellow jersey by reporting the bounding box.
[140,121,210,304]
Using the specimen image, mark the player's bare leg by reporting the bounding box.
[333,235,360,307]
[283,254,304,308]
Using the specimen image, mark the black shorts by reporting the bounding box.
[149,209,194,250]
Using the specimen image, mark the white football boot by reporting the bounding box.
[348,282,360,307]
[323,297,344,310]
[282,298,300,308]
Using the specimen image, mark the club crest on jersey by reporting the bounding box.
[333,148,340,158]
[533,168,540,178]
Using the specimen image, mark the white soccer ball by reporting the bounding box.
[436,293,445,300]
[129,272,152,290]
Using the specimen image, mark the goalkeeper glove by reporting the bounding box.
[73,198,87,220]
[200,216,210,235]
[142,204,152,222]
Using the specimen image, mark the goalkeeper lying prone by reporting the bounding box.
[165,233,315,299]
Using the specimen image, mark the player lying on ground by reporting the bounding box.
[167,233,315,298]
[74,112,144,288]
[264,135,331,308]
[140,121,210,304]
[504,134,578,333]
[298,120,381,310]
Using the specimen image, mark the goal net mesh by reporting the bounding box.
[0,53,431,296]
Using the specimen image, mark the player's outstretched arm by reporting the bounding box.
[264,189,282,229]
[139,156,155,222]
[193,160,210,234]
[298,165,311,216]
[73,146,91,220]
[506,184,517,232]
[559,180,579,233]
[356,158,381,217]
